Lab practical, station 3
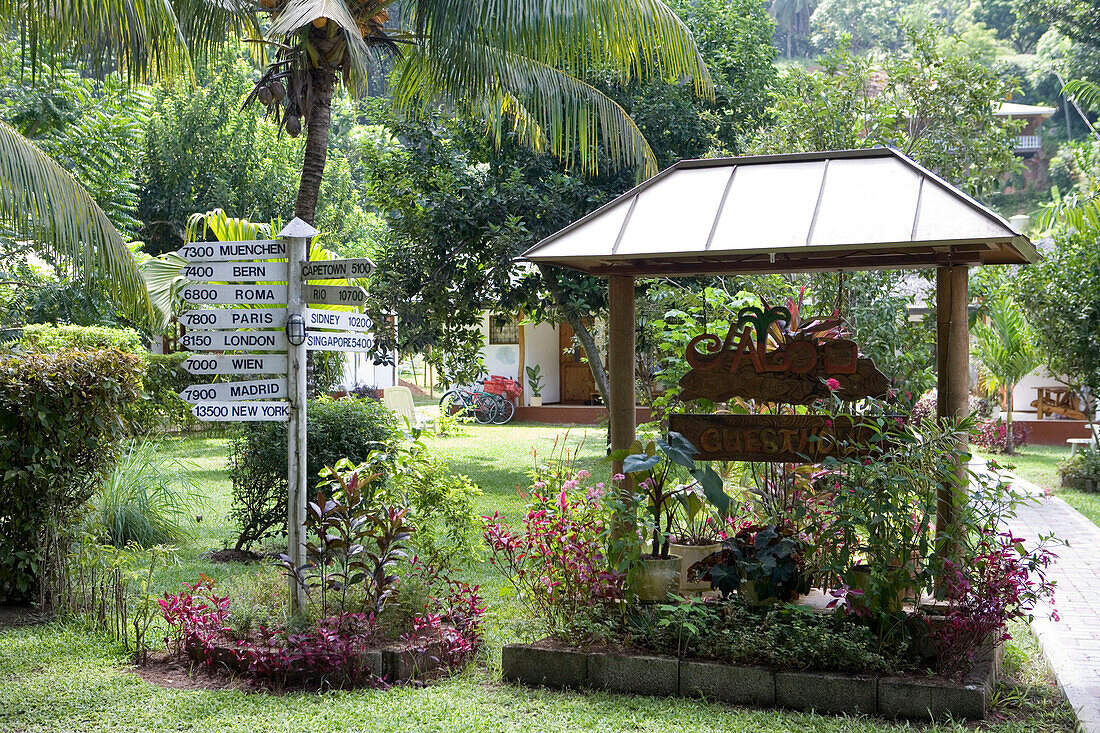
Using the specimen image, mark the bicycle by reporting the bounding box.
[439,381,516,425]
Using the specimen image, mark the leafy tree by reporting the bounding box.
[749,28,1021,198]
[1012,227,1100,434]
[972,0,1046,52]
[770,0,817,58]
[970,293,1040,453]
[1020,0,1100,51]
[810,0,903,52]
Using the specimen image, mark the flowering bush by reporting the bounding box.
[972,418,1030,453]
[402,559,485,670]
[161,577,385,688]
[932,530,1058,678]
[483,482,624,639]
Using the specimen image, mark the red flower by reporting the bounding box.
[826,378,841,391]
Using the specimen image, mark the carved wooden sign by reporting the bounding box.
[678,306,890,404]
[670,413,882,463]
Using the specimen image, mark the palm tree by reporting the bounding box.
[3,0,709,323]
[971,293,1041,454]
[245,0,712,223]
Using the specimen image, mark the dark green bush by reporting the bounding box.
[133,352,204,433]
[230,397,400,549]
[19,324,145,353]
[0,348,143,604]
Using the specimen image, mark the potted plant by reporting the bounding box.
[698,524,804,606]
[615,432,724,602]
[525,365,544,407]
[669,486,722,593]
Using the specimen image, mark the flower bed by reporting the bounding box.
[502,642,996,720]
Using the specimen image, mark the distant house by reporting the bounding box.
[994,102,1058,190]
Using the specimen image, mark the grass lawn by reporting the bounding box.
[976,444,1100,529]
[0,425,1076,732]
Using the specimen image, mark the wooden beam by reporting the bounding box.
[608,275,636,474]
[935,264,970,579]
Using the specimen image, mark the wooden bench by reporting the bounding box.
[1032,386,1087,420]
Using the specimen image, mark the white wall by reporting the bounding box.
[524,322,560,405]
[341,349,397,389]
[480,313,521,384]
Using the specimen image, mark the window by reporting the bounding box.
[489,315,519,344]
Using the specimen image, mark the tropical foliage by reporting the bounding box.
[971,293,1040,453]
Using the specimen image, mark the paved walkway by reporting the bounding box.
[978,461,1100,733]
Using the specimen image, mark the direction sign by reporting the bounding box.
[179,330,288,351]
[177,240,287,262]
[304,284,366,306]
[179,379,287,404]
[191,401,290,422]
[182,354,288,375]
[306,331,374,352]
[302,258,375,280]
[181,261,288,282]
[179,308,287,330]
[305,307,373,333]
[180,284,287,305]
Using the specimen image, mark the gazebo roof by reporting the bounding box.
[522,148,1038,277]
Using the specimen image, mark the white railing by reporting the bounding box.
[1014,135,1042,152]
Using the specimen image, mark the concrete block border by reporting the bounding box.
[502,642,995,721]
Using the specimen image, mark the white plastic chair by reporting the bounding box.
[383,386,434,430]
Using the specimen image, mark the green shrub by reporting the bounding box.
[133,352,203,433]
[393,451,483,565]
[90,439,203,547]
[19,324,145,354]
[230,397,400,549]
[0,348,143,604]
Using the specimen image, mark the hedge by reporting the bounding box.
[230,397,400,549]
[0,348,143,604]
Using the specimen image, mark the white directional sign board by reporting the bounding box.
[181,261,288,282]
[182,353,288,375]
[306,331,374,352]
[191,401,290,422]
[304,284,366,306]
[179,330,288,352]
[179,308,287,330]
[180,284,288,305]
[305,307,373,333]
[177,240,287,262]
[179,379,287,404]
[302,258,376,280]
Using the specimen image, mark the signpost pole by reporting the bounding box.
[279,218,318,615]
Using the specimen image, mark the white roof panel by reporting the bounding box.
[522,148,1037,275]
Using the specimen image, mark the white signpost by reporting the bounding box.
[190,401,290,422]
[305,307,373,333]
[174,221,385,615]
[302,258,376,280]
[304,284,367,306]
[180,284,288,305]
[179,308,287,330]
[181,261,288,282]
[182,353,288,375]
[178,330,289,352]
[306,331,374,352]
[179,379,287,403]
[177,239,287,261]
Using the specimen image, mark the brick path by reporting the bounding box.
[977,459,1100,733]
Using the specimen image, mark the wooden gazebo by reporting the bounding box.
[522,147,1038,553]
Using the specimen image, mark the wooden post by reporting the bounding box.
[279,217,318,615]
[517,316,526,405]
[608,276,636,474]
[935,264,969,577]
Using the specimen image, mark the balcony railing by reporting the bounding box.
[1014,135,1042,152]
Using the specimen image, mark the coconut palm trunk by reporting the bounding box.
[293,69,337,225]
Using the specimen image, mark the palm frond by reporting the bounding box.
[971,293,1040,395]
[394,43,659,178]
[0,0,191,82]
[267,0,373,88]
[409,0,713,99]
[185,208,271,243]
[0,119,152,324]
[1063,78,1100,111]
[172,0,263,65]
